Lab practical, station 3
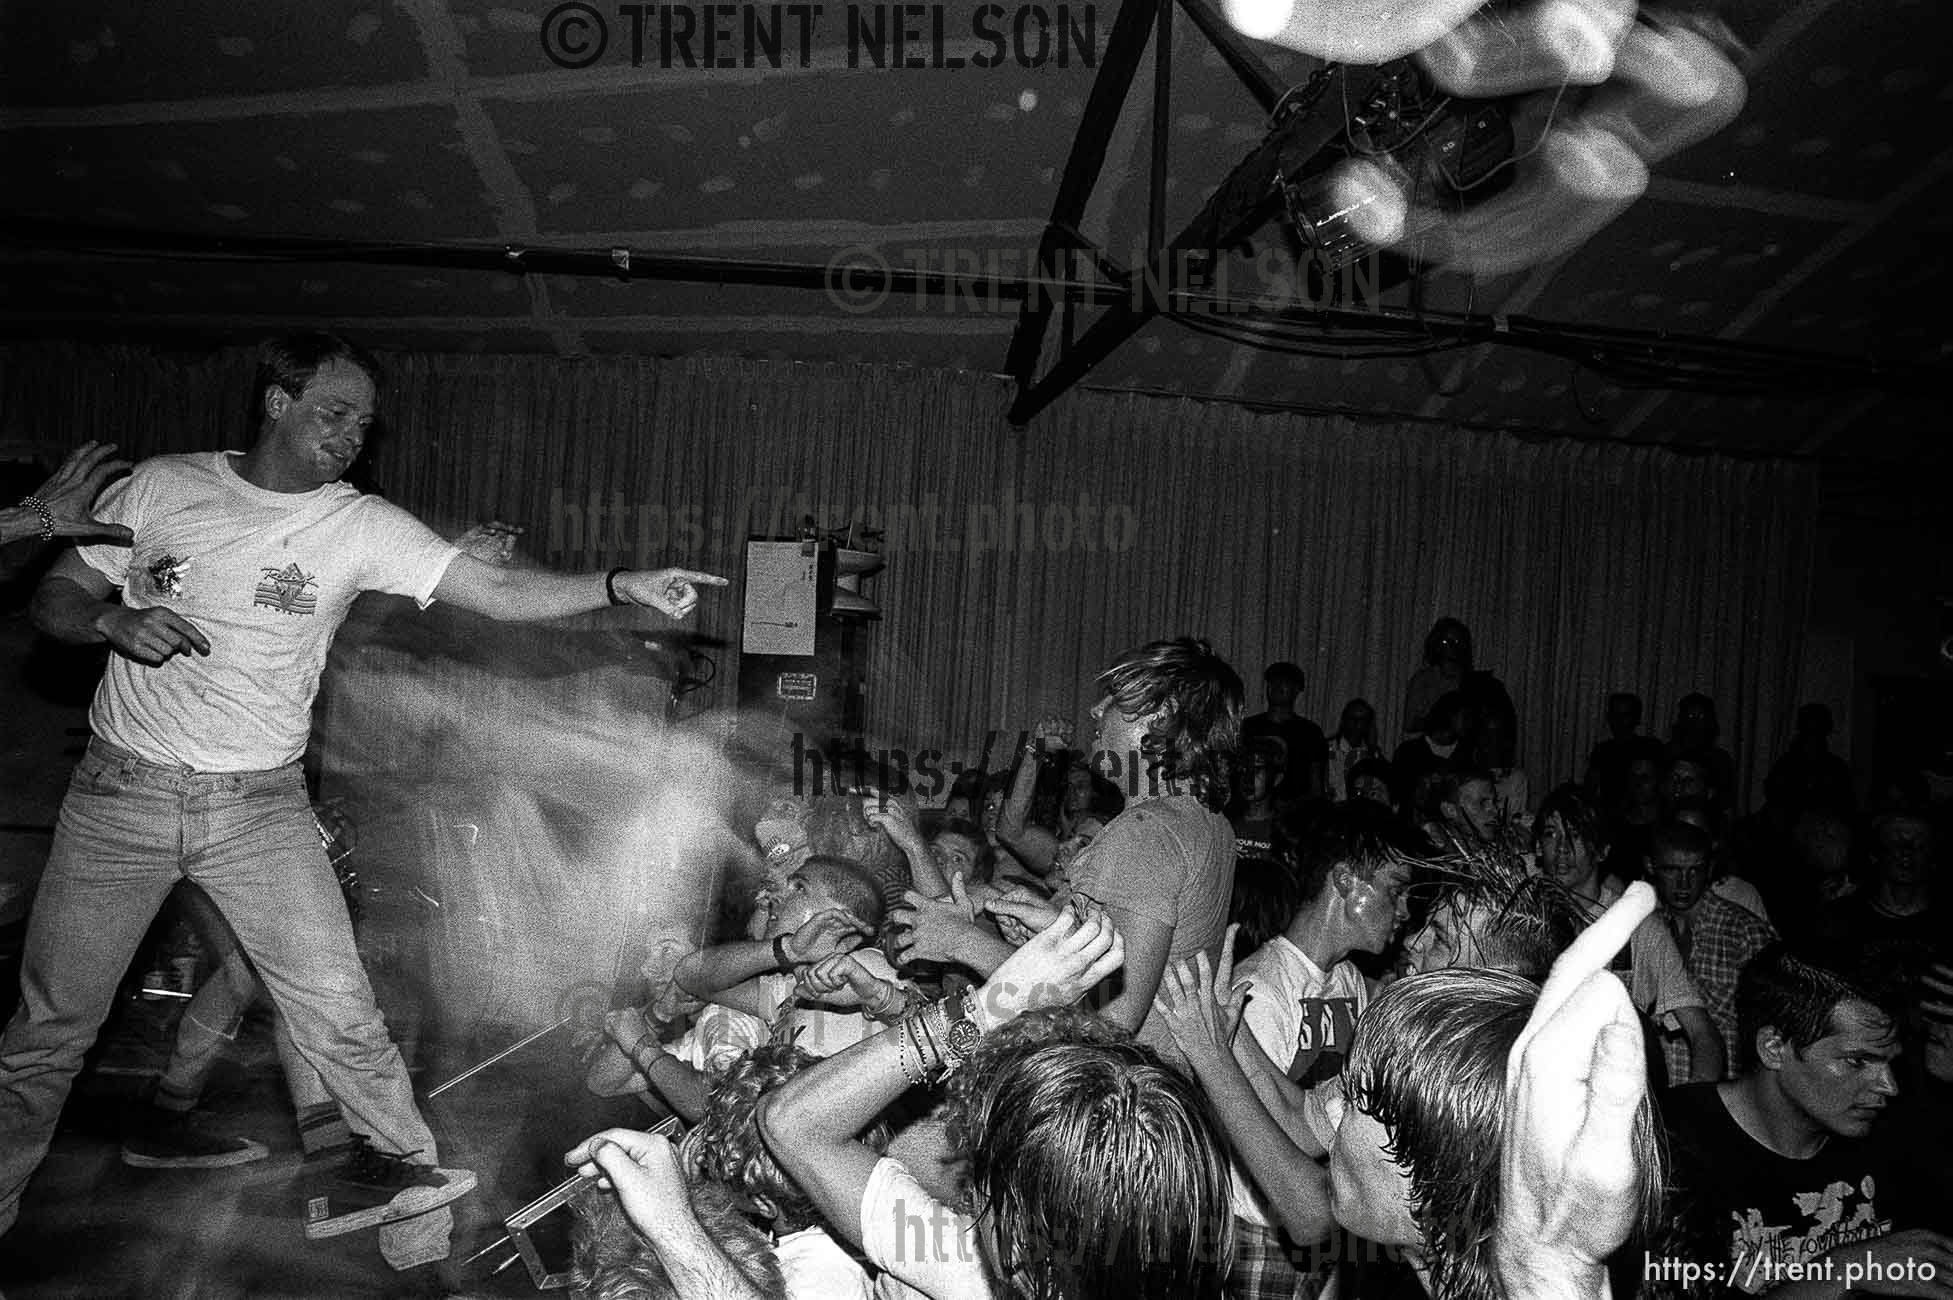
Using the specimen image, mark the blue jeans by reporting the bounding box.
[0,740,438,1233]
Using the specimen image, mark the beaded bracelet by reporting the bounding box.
[18,495,54,542]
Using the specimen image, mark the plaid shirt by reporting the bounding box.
[1229,1217,1328,1300]
[1661,892,1777,1081]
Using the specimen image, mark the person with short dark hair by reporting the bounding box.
[0,331,726,1245]
[1534,785,1725,1084]
[1326,698,1384,804]
[1649,820,1776,1080]
[1244,661,1329,805]
[1663,945,1953,1298]
[1669,693,1740,815]
[1584,693,1665,808]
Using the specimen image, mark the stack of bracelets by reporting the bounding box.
[895,991,988,1088]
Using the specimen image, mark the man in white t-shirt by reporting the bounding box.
[0,332,726,1247]
[1224,800,1421,1300]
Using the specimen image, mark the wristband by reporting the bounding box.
[18,495,54,542]
[605,566,630,606]
[773,934,793,970]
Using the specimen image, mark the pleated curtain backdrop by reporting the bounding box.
[1,342,1816,806]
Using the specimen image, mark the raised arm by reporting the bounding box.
[1155,932,1333,1243]
[993,721,1068,877]
[432,553,726,623]
[757,905,1124,1247]
[864,801,947,899]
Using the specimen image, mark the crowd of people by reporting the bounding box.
[0,333,1949,1300]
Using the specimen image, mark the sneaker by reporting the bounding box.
[301,1136,476,1240]
[121,1110,271,1170]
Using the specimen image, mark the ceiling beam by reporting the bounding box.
[1611,148,1953,443]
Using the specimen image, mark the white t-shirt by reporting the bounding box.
[859,1157,995,1300]
[777,1224,874,1300]
[77,452,459,770]
[1230,936,1367,1225]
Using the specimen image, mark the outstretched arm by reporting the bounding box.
[432,553,726,622]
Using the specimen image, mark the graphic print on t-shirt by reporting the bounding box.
[1287,996,1359,1088]
[255,562,320,616]
[146,554,191,599]
[1726,1175,1891,1294]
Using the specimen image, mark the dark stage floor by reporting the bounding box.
[0,985,642,1299]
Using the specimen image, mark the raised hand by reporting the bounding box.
[891,874,984,965]
[25,441,134,543]
[862,799,925,851]
[977,900,1124,1025]
[985,885,1063,948]
[782,909,872,966]
[614,568,729,620]
[1153,924,1249,1065]
[1496,881,1656,1298]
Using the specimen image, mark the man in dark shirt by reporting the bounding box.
[1243,661,1328,807]
[1663,943,1951,1298]
[1586,692,1667,807]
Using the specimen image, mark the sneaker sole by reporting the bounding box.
[303,1168,477,1240]
[122,1139,271,1170]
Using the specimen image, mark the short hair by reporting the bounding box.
[791,855,885,935]
[1672,692,1720,741]
[946,1007,1234,1300]
[1422,618,1475,669]
[1096,637,1245,813]
[1264,661,1305,690]
[682,1042,887,1235]
[571,1174,786,1300]
[1433,767,1497,807]
[1344,968,1663,1300]
[1647,820,1713,864]
[1606,692,1642,717]
[1295,799,1429,904]
[252,331,381,423]
[1532,784,1608,857]
[932,818,999,887]
[1736,943,1902,1057]
[1423,874,1586,984]
[1345,756,1400,808]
